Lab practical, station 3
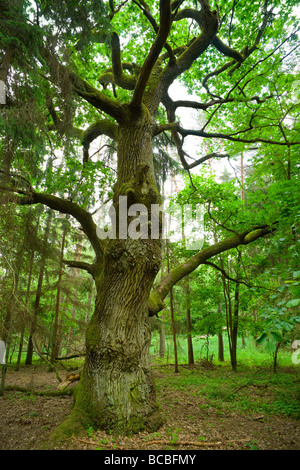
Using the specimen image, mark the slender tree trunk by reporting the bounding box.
[16,213,40,370]
[240,152,244,201]
[185,275,194,365]
[50,219,67,366]
[230,281,240,371]
[221,258,235,370]
[159,185,166,358]
[217,302,224,362]
[159,319,166,358]
[66,233,83,353]
[0,216,28,393]
[169,287,179,373]
[228,254,241,372]
[15,329,25,371]
[218,332,224,362]
[26,210,52,365]
[167,236,179,373]
[273,343,280,373]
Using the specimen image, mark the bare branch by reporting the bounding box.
[132,0,176,63]
[82,119,119,163]
[202,3,275,94]
[188,152,229,169]
[110,33,137,90]
[174,7,243,61]
[172,93,273,112]
[207,201,238,234]
[177,125,300,146]
[63,260,97,278]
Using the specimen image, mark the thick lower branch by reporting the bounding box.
[148,223,277,316]
[13,190,103,261]
[188,152,229,169]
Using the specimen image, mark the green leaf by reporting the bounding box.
[265,342,277,353]
[286,299,300,308]
[256,333,267,344]
[270,331,283,343]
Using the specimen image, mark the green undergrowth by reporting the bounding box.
[154,363,300,420]
[150,334,295,367]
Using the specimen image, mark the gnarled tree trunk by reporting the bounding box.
[75,239,162,434]
[55,111,164,436]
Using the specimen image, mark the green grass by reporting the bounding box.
[153,357,300,420]
[152,333,300,420]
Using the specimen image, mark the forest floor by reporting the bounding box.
[0,362,299,451]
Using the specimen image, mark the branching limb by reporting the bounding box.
[204,260,280,292]
[202,2,274,95]
[172,93,273,113]
[132,0,176,63]
[98,63,139,90]
[177,125,300,147]
[63,260,97,278]
[131,0,172,107]
[174,7,243,62]
[188,152,229,169]
[10,189,103,261]
[69,71,126,122]
[207,200,238,234]
[148,223,277,316]
[110,33,137,90]
[165,0,218,83]
[203,261,249,286]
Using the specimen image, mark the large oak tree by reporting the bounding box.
[0,0,299,437]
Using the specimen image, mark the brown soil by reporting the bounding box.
[0,365,299,451]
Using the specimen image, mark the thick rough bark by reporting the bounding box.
[71,238,163,435]
[52,113,164,438]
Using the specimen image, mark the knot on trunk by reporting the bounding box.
[118,163,160,207]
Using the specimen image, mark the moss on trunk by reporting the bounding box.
[49,117,164,441]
